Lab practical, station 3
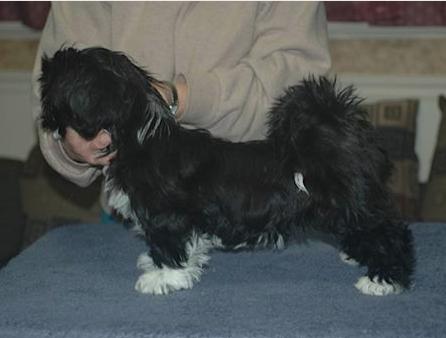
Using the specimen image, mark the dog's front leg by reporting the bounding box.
[134,217,213,295]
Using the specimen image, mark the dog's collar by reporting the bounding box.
[162,81,179,117]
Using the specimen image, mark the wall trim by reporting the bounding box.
[0,21,41,40]
[337,74,446,99]
[328,22,446,40]
[3,21,446,41]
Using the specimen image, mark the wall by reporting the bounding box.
[0,22,39,161]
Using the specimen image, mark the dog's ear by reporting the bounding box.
[40,47,79,84]
[41,54,51,76]
[39,54,61,132]
[40,53,53,90]
[39,48,83,134]
[439,95,446,112]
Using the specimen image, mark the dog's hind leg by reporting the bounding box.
[340,219,415,296]
[134,223,214,295]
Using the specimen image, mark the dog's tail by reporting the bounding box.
[267,76,393,216]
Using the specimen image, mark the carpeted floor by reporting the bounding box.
[1,222,445,338]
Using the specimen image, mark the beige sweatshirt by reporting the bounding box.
[32,1,331,188]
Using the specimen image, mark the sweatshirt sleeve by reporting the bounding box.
[31,2,111,187]
[180,2,331,142]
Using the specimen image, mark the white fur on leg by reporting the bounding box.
[355,276,403,296]
[136,252,155,271]
[135,233,213,295]
[339,252,359,266]
[135,265,199,295]
[210,235,224,249]
[256,233,285,250]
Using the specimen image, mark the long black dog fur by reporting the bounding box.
[39,47,415,295]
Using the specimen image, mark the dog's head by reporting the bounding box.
[39,47,174,146]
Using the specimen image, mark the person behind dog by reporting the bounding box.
[31,2,331,220]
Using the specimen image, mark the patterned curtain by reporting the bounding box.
[325,1,446,26]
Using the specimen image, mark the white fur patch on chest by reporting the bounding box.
[107,187,132,219]
[105,177,141,233]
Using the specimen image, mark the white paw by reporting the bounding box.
[136,252,154,271]
[339,252,359,266]
[135,232,212,295]
[355,276,403,296]
[135,265,201,295]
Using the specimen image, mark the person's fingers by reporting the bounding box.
[92,150,117,166]
[92,129,112,150]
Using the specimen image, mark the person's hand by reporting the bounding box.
[152,75,188,120]
[62,127,116,166]
[174,75,188,120]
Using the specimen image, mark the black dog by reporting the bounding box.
[39,47,414,296]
